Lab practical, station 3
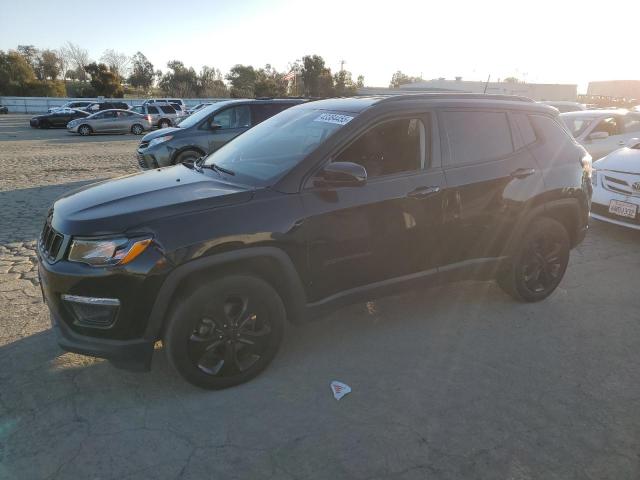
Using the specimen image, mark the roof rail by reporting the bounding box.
[376,93,535,103]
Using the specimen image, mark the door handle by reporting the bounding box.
[510,167,536,179]
[407,186,441,199]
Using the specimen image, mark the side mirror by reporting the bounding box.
[314,162,367,188]
[589,131,609,140]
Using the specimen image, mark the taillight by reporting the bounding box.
[146,115,152,122]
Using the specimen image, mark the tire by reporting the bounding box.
[78,124,92,136]
[173,149,202,165]
[131,123,144,135]
[158,119,171,129]
[164,275,286,389]
[497,217,570,302]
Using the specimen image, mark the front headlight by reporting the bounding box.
[68,237,152,266]
[148,135,173,147]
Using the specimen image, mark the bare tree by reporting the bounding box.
[60,42,90,81]
[56,48,69,81]
[100,49,130,79]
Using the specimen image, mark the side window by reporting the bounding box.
[592,116,622,136]
[93,112,106,119]
[335,118,426,178]
[512,113,537,146]
[442,111,514,165]
[103,111,116,118]
[212,106,252,129]
[159,105,176,114]
[624,114,640,133]
[529,115,575,146]
[147,106,159,114]
[131,106,143,114]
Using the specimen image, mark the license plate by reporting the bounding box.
[609,200,638,219]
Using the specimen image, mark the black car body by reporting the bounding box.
[83,101,130,113]
[30,109,89,128]
[38,94,592,388]
[136,99,305,169]
[0,105,8,114]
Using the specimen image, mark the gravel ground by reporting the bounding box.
[0,114,639,480]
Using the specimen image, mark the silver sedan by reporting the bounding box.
[67,109,152,136]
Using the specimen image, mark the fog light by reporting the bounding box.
[61,294,120,328]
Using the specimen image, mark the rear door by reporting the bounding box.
[207,105,252,152]
[438,108,545,267]
[94,111,117,132]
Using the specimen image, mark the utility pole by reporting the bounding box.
[340,59,346,72]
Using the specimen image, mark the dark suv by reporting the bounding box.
[37,94,592,389]
[135,99,305,169]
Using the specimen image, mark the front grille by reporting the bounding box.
[602,174,640,197]
[136,153,148,170]
[39,219,66,261]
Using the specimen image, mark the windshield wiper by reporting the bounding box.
[199,161,235,176]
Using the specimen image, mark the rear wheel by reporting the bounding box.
[497,217,570,302]
[78,124,92,136]
[158,119,171,129]
[131,123,144,135]
[164,275,286,389]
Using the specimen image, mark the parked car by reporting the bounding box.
[561,109,640,159]
[590,137,640,229]
[143,98,187,117]
[130,103,178,129]
[186,103,212,115]
[67,109,152,136]
[0,104,8,114]
[30,108,89,128]
[37,93,591,389]
[48,101,94,113]
[136,99,305,169]
[82,101,130,113]
[540,101,586,113]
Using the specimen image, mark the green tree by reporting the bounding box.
[254,64,287,97]
[36,50,61,80]
[159,60,198,96]
[356,75,364,88]
[198,66,227,97]
[0,50,36,95]
[85,62,124,97]
[389,70,421,88]
[226,64,257,97]
[129,52,155,90]
[503,77,520,84]
[301,54,334,97]
[17,45,38,70]
[333,70,357,96]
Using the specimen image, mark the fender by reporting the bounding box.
[143,246,308,341]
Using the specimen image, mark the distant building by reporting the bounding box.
[358,78,578,101]
[587,80,640,100]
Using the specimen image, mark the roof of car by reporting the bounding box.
[560,109,629,118]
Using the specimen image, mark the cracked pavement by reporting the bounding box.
[0,114,639,479]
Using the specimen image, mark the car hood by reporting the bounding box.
[594,147,640,174]
[141,126,182,142]
[52,165,254,236]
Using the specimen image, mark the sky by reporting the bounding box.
[2,0,639,93]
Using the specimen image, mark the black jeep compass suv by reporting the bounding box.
[37,94,592,389]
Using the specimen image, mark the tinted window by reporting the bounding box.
[131,106,143,114]
[512,113,537,146]
[530,115,575,147]
[212,105,252,129]
[147,106,159,114]
[159,105,176,114]
[252,104,287,124]
[443,111,514,165]
[561,116,593,138]
[336,118,426,177]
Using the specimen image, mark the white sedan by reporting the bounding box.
[590,138,640,230]
[561,109,640,159]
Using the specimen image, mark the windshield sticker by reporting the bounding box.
[314,113,353,125]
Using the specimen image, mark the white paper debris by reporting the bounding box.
[330,381,351,400]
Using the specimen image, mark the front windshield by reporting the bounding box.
[561,116,593,138]
[204,108,355,185]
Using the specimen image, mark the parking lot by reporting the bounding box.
[0,113,639,479]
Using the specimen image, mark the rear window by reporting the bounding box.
[147,106,159,114]
[160,105,176,114]
[442,110,514,165]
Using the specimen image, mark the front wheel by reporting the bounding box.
[164,275,286,389]
[174,150,202,165]
[78,124,92,136]
[158,119,171,129]
[497,217,570,302]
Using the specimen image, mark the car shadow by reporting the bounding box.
[0,180,107,244]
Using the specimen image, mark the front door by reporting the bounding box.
[300,115,446,302]
[207,105,252,153]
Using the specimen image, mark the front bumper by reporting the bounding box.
[590,175,640,230]
[37,243,168,371]
[136,144,172,170]
[67,124,80,133]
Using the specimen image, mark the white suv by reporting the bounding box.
[131,103,179,129]
[142,99,187,117]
